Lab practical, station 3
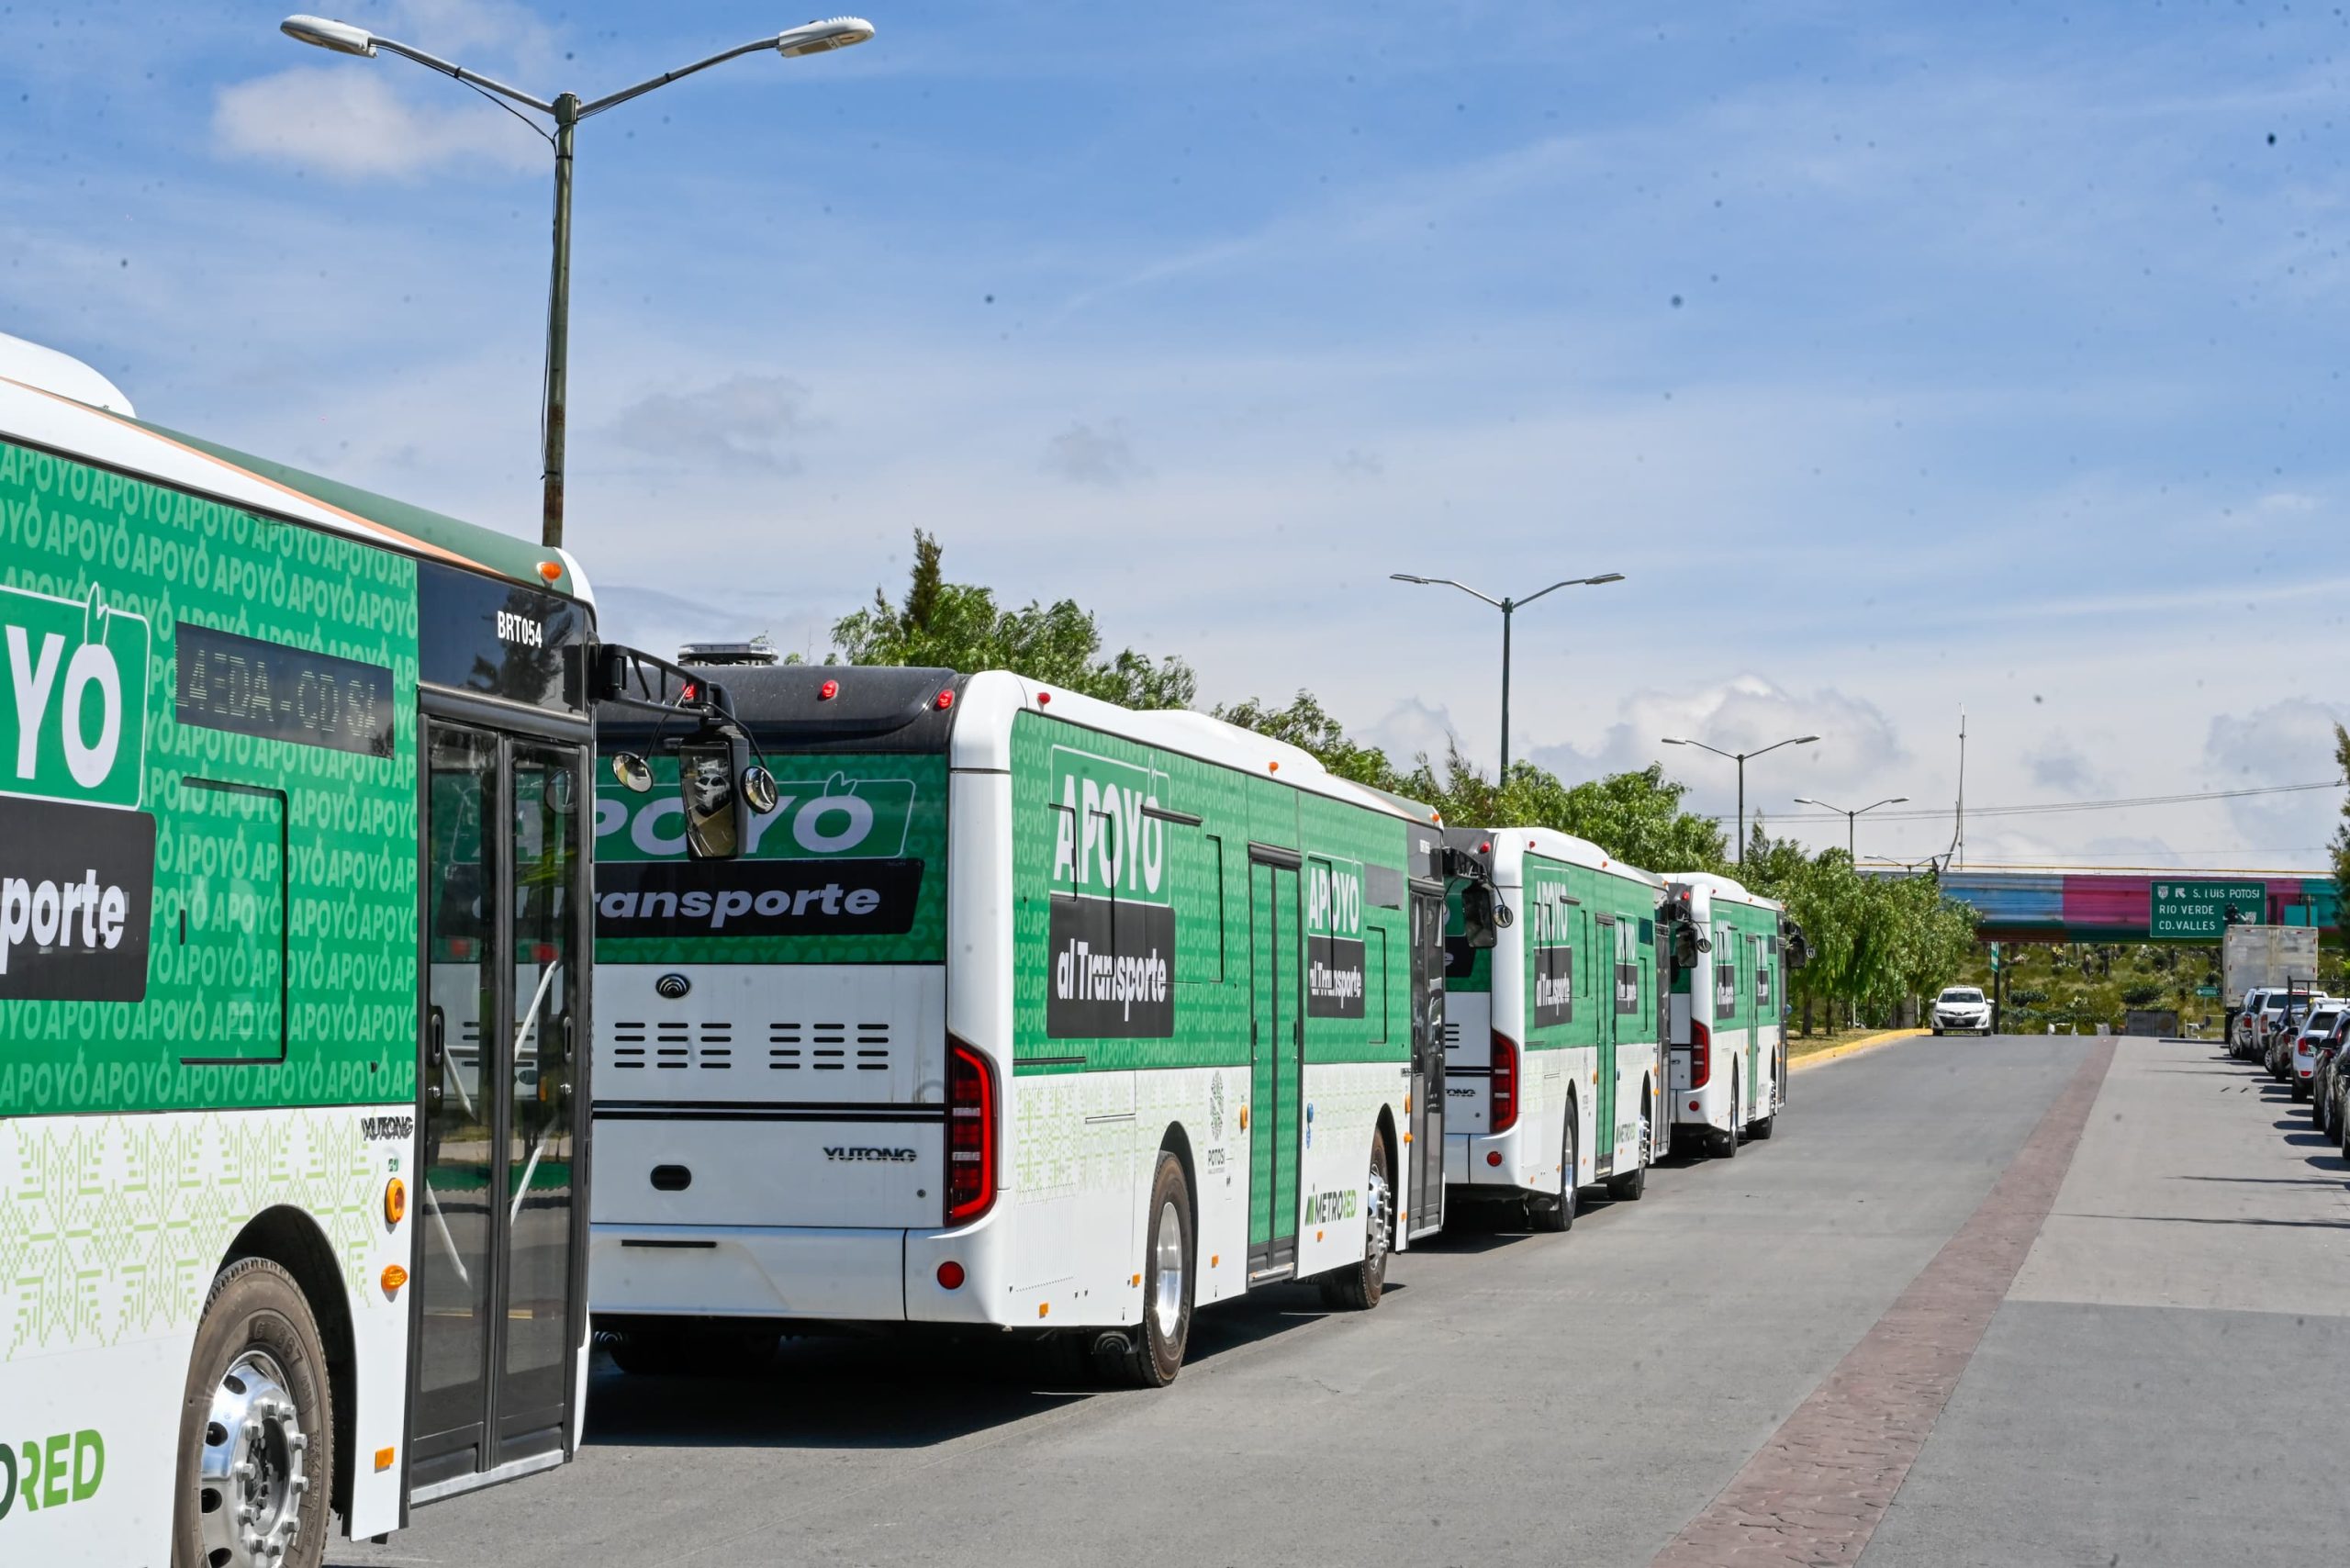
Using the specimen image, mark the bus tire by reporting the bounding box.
[1530,1111,1576,1233]
[1124,1151,1194,1388]
[1318,1133,1393,1310]
[173,1257,335,1568]
[1606,1095,1650,1201]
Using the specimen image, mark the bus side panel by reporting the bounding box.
[0,1106,415,1557]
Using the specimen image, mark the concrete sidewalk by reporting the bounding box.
[1860,1035,2350,1567]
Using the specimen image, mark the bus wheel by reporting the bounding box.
[174,1258,334,1568]
[1606,1099,1650,1201]
[1319,1134,1393,1310]
[1124,1152,1194,1387]
[1531,1113,1576,1233]
[1717,1073,1740,1159]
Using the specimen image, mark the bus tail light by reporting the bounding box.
[946,1036,998,1226]
[1689,1019,1712,1089]
[1490,1032,1519,1133]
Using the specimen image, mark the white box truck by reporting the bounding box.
[2222,924,2320,1039]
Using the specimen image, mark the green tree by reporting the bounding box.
[2332,722,2350,919]
[1213,691,1408,792]
[830,530,1196,710]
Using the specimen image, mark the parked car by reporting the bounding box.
[2262,993,2318,1081]
[1930,985,1992,1036]
[2234,989,2277,1059]
[2313,1011,2350,1137]
[2289,1004,2343,1103]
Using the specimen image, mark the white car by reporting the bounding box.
[1931,986,1992,1036]
[2290,1005,2344,1102]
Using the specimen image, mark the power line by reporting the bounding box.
[1716,778,2340,826]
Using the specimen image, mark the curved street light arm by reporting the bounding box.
[369,36,556,113]
[1662,736,1740,764]
[580,36,782,118]
[1745,734,1820,763]
[1390,574,1504,610]
[1516,571,1625,608]
[1856,795,1909,816]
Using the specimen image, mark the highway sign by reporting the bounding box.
[2150,880,2266,940]
[2195,984,2220,998]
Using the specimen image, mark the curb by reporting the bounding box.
[1790,1026,1929,1072]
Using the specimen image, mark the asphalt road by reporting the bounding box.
[334,1033,2350,1568]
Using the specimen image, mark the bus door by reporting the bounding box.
[1745,935,1762,1104]
[1595,914,1618,1174]
[412,716,590,1498]
[1248,848,1304,1280]
[1404,882,1448,1240]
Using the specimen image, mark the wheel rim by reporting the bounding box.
[1364,1151,1391,1264]
[1638,1102,1652,1168]
[1151,1199,1185,1341]
[196,1349,310,1568]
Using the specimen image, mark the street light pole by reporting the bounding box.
[1793,795,1909,861]
[1392,570,1625,783]
[543,92,578,548]
[280,15,875,553]
[1660,733,1822,866]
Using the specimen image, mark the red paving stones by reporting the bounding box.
[1650,1038,2117,1568]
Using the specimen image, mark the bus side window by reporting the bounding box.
[1159,808,1222,985]
[1370,924,1389,1042]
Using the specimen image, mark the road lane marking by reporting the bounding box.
[1650,1037,2115,1568]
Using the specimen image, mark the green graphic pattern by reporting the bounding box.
[0,1107,385,1360]
[0,437,421,1115]
[1009,711,1421,1075]
[591,751,948,966]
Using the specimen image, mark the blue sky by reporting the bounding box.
[6,0,2347,868]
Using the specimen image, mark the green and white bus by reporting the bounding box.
[588,659,1467,1383]
[0,339,740,1566]
[1440,828,1665,1228]
[1662,873,1789,1153]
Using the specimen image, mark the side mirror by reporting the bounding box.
[677,735,766,860]
[1459,883,1501,950]
[1673,925,1699,969]
[610,753,654,794]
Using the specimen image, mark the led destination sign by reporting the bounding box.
[174,623,394,757]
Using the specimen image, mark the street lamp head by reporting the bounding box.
[1583,572,1627,585]
[1660,736,1687,746]
[1390,573,1428,584]
[776,16,875,55]
[280,14,375,55]
[1886,795,1910,804]
[1794,734,1821,745]
[1793,797,1827,809]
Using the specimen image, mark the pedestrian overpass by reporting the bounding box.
[1873,867,2339,943]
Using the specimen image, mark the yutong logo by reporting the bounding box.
[823,1146,916,1163]
[594,767,923,940]
[0,584,155,1003]
[358,1114,414,1141]
[1046,745,1175,1039]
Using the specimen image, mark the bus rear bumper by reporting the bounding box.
[1440,1127,1559,1196]
[590,1219,1016,1328]
[591,1223,911,1322]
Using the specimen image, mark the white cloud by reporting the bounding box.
[214,67,546,179]
[606,375,816,476]
[2026,736,2109,797]
[2201,697,2350,851]
[1526,675,1908,801]
[1042,420,1146,487]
